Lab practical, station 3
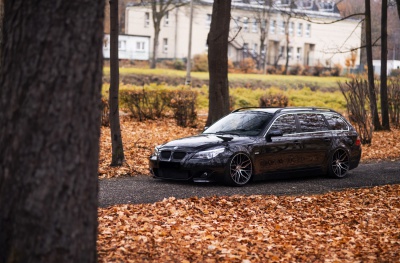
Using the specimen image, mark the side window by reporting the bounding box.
[270,114,297,135]
[325,114,349,130]
[298,113,329,132]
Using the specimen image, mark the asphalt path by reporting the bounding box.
[99,161,400,207]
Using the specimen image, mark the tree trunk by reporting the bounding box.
[110,0,125,166]
[381,0,390,130]
[284,33,290,75]
[206,0,232,126]
[365,0,382,130]
[151,24,160,69]
[0,0,103,262]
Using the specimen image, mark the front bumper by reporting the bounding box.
[149,154,227,182]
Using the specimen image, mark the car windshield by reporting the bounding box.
[203,112,274,136]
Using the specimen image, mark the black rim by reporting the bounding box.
[229,153,252,185]
[331,149,349,177]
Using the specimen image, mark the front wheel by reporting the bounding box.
[225,153,253,186]
[328,149,350,178]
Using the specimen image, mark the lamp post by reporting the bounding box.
[185,0,194,86]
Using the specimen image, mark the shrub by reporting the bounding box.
[239,58,256,73]
[331,63,343,76]
[101,98,110,127]
[388,78,400,127]
[259,93,289,107]
[193,53,208,72]
[289,64,304,75]
[339,78,373,144]
[173,59,185,70]
[169,89,198,127]
[120,87,172,121]
[120,85,198,127]
[390,69,400,77]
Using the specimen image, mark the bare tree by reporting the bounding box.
[149,0,187,69]
[381,0,390,130]
[0,0,104,262]
[365,0,382,130]
[206,0,232,126]
[110,0,125,166]
[251,0,274,73]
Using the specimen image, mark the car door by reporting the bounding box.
[253,113,303,175]
[296,113,332,169]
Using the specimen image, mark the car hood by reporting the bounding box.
[160,134,254,151]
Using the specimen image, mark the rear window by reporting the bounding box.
[297,113,329,132]
[324,114,349,130]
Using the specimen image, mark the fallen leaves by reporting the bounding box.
[98,185,400,262]
[97,116,400,262]
[98,116,204,178]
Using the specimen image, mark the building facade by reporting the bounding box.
[103,34,150,60]
[125,0,362,69]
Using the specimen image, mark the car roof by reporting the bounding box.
[232,107,339,115]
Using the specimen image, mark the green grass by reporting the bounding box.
[103,67,349,90]
[103,67,349,113]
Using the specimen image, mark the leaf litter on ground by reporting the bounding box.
[98,116,400,262]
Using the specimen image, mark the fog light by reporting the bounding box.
[201,172,208,178]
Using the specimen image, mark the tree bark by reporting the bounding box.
[110,0,125,166]
[0,1,104,262]
[206,0,232,126]
[365,0,382,130]
[381,0,390,130]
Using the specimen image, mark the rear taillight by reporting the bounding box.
[355,137,361,146]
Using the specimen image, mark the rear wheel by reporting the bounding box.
[225,153,253,186]
[328,149,350,178]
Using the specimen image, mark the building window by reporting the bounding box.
[144,12,150,27]
[296,47,302,61]
[118,40,126,50]
[235,16,241,30]
[279,46,285,58]
[261,19,267,31]
[275,0,291,6]
[164,11,169,26]
[305,24,311,37]
[280,21,286,35]
[288,46,293,60]
[297,23,303,37]
[136,41,145,51]
[318,0,335,11]
[297,0,313,9]
[252,18,258,33]
[271,20,276,34]
[206,14,211,27]
[163,38,168,53]
[243,17,249,32]
[289,21,294,36]
[253,43,258,56]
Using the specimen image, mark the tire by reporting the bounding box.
[328,149,350,178]
[225,153,253,186]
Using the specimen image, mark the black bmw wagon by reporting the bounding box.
[149,107,362,186]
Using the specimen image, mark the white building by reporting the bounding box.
[125,0,362,69]
[373,60,400,76]
[103,34,150,60]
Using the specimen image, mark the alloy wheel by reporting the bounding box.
[330,149,350,178]
[228,153,252,186]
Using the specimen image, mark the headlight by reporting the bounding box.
[152,145,161,157]
[192,148,225,160]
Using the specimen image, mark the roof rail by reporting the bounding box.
[231,107,282,113]
[276,107,337,113]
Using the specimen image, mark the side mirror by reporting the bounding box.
[266,129,283,142]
